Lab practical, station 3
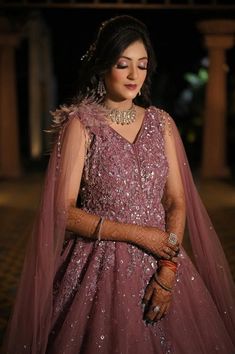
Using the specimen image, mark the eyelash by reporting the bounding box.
[115,64,147,70]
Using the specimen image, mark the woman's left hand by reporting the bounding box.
[142,267,176,323]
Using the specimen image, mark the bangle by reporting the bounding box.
[159,260,177,273]
[97,217,105,241]
[154,273,172,292]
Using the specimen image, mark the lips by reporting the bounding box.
[125,84,137,90]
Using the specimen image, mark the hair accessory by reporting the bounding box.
[107,104,136,125]
[97,79,106,97]
[80,42,97,62]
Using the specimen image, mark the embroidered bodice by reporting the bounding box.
[77,105,169,230]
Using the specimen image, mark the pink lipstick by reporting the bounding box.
[125,84,137,90]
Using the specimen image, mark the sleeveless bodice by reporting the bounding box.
[79,106,169,230]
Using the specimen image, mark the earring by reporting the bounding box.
[97,79,106,97]
[138,90,141,96]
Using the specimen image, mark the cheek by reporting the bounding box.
[141,71,147,83]
[107,70,125,85]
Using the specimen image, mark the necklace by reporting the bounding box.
[107,104,136,125]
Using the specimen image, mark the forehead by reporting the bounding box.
[120,41,148,58]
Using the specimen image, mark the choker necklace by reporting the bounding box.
[106,104,136,125]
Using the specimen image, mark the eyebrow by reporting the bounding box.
[119,56,148,61]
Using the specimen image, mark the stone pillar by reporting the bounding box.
[197,20,235,178]
[27,12,56,159]
[0,17,21,178]
[28,15,43,159]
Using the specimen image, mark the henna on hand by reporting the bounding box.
[142,268,176,324]
[142,277,173,323]
[134,228,180,260]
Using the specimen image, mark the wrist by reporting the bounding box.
[159,259,178,272]
[159,266,176,273]
[99,218,140,243]
[153,273,173,292]
[157,266,176,281]
[132,224,146,245]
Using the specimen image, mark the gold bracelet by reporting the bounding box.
[154,273,172,292]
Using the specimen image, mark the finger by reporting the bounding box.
[145,302,159,322]
[164,303,170,316]
[145,308,156,322]
[156,303,167,320]
[165,248,177,258]
[167,240,180,250]
[161,252,172,260]
[145,288,160,321]
[152,309,161,322]
[163,247,174,256]
[171,256,178,263]
[152,301,167,322]
[151,305,161,322]
[142,284,153,305]
[144,289,157,321]
[167,244,179,253]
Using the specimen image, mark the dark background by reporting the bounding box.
[7,7,235,173]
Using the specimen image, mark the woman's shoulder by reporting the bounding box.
[147,105,172,119]
[136,104,171,117]
[50,98,108,133]
[143,105,174,134]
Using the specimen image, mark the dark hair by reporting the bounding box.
[76,15,157,107]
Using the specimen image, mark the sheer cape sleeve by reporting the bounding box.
[1,100,103,354]
[158,109,235,345]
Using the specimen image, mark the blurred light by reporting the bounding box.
[201,57,209,68]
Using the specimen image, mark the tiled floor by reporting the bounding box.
[0,172,235,347]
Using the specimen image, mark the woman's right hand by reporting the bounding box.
[66,208,179,261]
[133,226,179,261]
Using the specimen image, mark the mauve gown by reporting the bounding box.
[46,106,235,354]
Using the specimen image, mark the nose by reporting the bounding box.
[127,63,138,80]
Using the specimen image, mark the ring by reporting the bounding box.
[168,232,178,245]
[153,305,160,313]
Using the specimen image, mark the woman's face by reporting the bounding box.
[104,40,148,102]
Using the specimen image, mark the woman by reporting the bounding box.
[2,15,235,354]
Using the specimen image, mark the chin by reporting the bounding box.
[108,91,137,102]
[123,92,138,100]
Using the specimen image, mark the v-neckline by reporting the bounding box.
[106,108,148,146]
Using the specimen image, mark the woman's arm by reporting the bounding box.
[162,118,186,246]
[67,206,179,260]
[143,114,186,323]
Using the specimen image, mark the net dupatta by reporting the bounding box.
[170,117,235,344]
[2,113,88,354]
[2,99,109,354]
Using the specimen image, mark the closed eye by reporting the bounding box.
[115,64,128,69]
[138,66,147,70]
[115,64,147,70]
